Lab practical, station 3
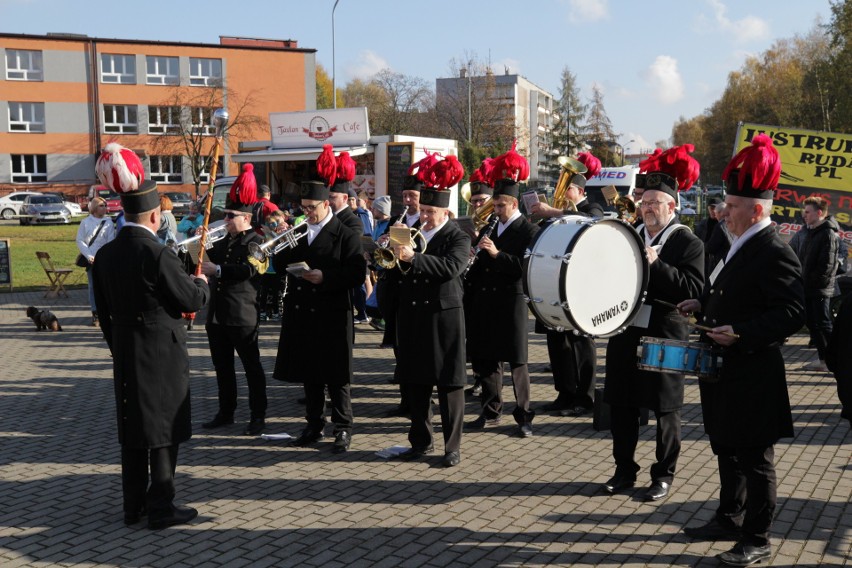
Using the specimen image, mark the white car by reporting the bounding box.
[44,192,83,216]
[0,191,40,220]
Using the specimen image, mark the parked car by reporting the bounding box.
[90,186,123,216]
[0,191,40,220]
[44,192,83,216]
[198,176,235,222]
[162,191,193,218]
[19,194,73,225]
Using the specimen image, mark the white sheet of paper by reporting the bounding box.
[260,433,292,441]
[631,304,652,329]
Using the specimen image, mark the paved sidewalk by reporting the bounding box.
[0,288,849,567]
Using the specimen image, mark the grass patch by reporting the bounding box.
[0,221,90,291]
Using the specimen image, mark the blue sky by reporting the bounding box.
[1,0,831,153]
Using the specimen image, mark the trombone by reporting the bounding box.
[552,155,587,212]
[247,222,309,261]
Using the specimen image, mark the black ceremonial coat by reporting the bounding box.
[395,221,471,387]
[697,226,804,447]
[202,229,264,327]
[604,222,704,412]
[336,205,365,235]
[272,214,365,384]
[466,215,539,363]
[93,226,209,448]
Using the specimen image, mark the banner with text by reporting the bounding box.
[269,107,370,149]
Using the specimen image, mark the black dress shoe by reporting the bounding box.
[442,451,461,467]
[147,505,198,530]
[541,397,572,412]
[603,473,636,494]
[123,507,146,525]
[519,423,533,437]
[332,431,351,453]
[643,480,670,501]
[243,418,265,436]
[717,543,771,566]
[560,405,593,417]
[395,445,434,460]
[683,518,742,541]
[292,427,324,447]
[202,413,234,429]
[467,415,501,429]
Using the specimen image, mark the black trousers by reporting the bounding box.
[472,359,534,424]
[376,277,396,347]
[545,330,596,407]
[206,323,267,420]
[610,405,681,484]
[406,383,464,453]
[304,382,353,434]
[710,441,776,547]
[121,445,178,516]
[805,296,833,360]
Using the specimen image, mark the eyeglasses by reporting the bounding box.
[470,198,489,206]
[225,212,246,219]
[640,200,666,208]
[302,204,320,212]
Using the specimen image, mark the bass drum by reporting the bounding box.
[524,215,649,338]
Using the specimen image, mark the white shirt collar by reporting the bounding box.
[307,210,333,245]
[420,218,449,243]
[726,217,771,263]
[123,221,157,237]
[497,210,522,236]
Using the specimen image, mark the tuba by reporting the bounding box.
[601,184,637,223]
[461,182,496,230]
[552,155,587,212]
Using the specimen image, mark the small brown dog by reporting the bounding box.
[26,306,63,331]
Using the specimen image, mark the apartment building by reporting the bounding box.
[436,70,555,184]
[0,33,316,197]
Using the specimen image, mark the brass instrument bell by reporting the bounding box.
[552,155,588,211]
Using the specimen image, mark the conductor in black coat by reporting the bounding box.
[679,137,804,567]
[272,181,366,453]
[93,178,209,530]
[392,185,471,467]
[198,202,267,437]
[530,174,604,415]
[466,179,539,436]
[603,168,704,503]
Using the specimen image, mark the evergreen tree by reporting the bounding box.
[552,67,588,157]
[585,85,619,166]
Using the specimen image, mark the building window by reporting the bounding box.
[189,58,222,86]
[8,102,45,132]
[148,106,181,134]
[103,105,138,134]
[197,155,224,184]
[190,107,216,135]
[145,56,179,85]
[6,49,43,81]
[101,54,136,84]
[150,156,183,183]
[11,154,47,183]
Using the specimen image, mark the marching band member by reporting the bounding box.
[198,165,268,437]
[92,143,209,529]
[679,135,804,566]
[602,145,704,502]
[272,180,366,453]
[465,158,539,436]
[530,152,604,416]
[391,154,470,467]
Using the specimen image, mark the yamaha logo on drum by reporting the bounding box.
[590,301,629,328]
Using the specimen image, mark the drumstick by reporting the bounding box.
[653,299,740,338]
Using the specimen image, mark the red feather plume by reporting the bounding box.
[638,148,663,174]
[95,142,145,193]
[408,149,441,183]
[229,163,257,205]
[576,152,601,180]
[469,157,495,186]
[722,134,780,191]
[316,144,338,187]
[336,151,356,183]
[425,155,465,189]
[491,139,529,183]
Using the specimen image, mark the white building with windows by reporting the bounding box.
[0,33,316,197]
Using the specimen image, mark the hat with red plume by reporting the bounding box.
[469,157,494,197]
[330,151,357,194]
[95,142,158,214]
[226,163,258,213]
[490,140,530,199]
[315,144,338,188]
[419,154,464,209]
[635,148,663,189]
[638,144,700,199]
[572,152,602,189]
[722,134,780,200]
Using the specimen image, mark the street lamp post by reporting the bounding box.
[332,0,341,109]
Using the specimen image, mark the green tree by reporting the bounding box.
[584,85,619,166]
[552,66,588,157]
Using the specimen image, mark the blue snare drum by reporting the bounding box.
[637,337,722,381]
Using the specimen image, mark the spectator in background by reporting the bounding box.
[705,202,733,277]
[358,191,375,231]
[177,201,203,239]
[252,184,280,231]
[350,188,373,237]
[157,195,178,245]
[367,196,393,332]
[76,197,116,327]
[258,210,288,322]
[695,198,720,243]
[796,196,840,372]
[114,209,126,233]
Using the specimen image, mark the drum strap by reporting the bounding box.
[638,222,689,251]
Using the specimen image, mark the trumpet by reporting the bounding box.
[248,222,309,260]
[373,225,427,271]
[601,184,637,223]
[170,221,227,254]
[552,155,587,211]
